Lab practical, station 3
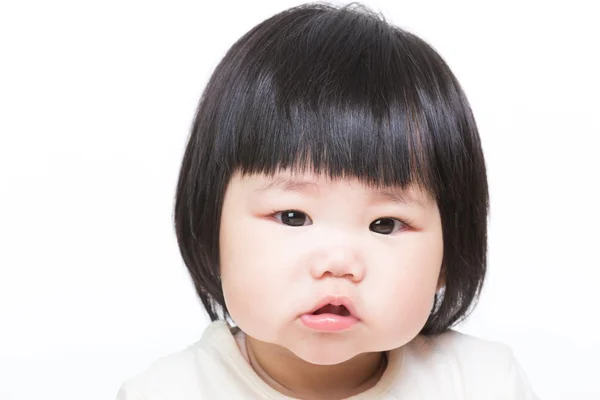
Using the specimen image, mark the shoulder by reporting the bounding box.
[399,330,538,399]
[414,329,514,365]
[116,321,233,400]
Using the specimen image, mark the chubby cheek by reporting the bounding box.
[219,213,293,339]
[366,234,443,347]
[376,274,438,345]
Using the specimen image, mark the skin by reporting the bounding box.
[219,168,444,399]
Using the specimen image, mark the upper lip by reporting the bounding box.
[305,295,360,319]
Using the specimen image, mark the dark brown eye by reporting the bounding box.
[370,218,403,235]
[279,210,311,227]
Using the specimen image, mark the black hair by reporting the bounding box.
[174,2,489,335]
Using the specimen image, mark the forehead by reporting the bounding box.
[231,169,435,208]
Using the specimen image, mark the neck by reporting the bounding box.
[245,335,387,400]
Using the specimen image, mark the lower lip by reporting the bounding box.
[300,313,358,332]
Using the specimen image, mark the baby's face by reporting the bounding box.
[219,168,443,365]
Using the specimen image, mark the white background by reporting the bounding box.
[1,0,598,399]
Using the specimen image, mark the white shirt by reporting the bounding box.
[117,321,538,399]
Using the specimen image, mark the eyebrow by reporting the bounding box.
[253,177,427,207]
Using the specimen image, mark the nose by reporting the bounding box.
[309,241,365,283]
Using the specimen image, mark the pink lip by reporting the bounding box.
[300,296,360,332]
[300,313,358,331]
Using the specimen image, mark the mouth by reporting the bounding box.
[300,296,359,332]
[307,296,358,318]
[312,304,351,317]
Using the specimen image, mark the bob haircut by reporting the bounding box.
[174,2,489,335]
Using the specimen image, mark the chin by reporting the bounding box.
[286,337,363,366]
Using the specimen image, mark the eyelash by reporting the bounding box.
[269,209,414,231]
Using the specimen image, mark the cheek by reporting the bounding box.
[219,214,294,333]
[366,231,443,340]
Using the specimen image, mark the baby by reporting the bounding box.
[117,2,538,399]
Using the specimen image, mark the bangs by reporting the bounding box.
[210,4,464,198]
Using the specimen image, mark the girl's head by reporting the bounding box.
[174,3,488,364]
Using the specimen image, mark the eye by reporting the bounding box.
[370,218,407,235]
[274,210,313,227]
